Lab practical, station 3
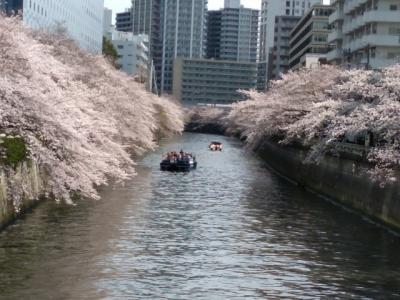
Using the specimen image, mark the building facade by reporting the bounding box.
[258,0,322,90]
[327,0,400,69]
[127,0,161,93]
[159,0,207,93]
[173,58,257,104]
[127,0,207,94]
[0,0,23,14]
[112,32,149,79]
[270,15,301,80]
[103,7,112,34]
[21,0,103,53]
[132,0,154,35]
[224,0,240,8]
[116,9,133,32]
[289,4,333,70]
[207,5,259,62]
[104,9,151,89]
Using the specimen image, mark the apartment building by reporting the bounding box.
[126,0,207,94]
[173,58,257,104]
[173,0,258,104]
[327,0,400,69]
[258,0,322,90]
[116,9,133,32]
[270,15,301,79]
[289,4,333,70]
[207,4,259,62]
[224,0,240,7]
[112,32,149,79]
[159,0,207,93]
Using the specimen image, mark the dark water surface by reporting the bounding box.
[1,133,400,299]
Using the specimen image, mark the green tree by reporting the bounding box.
[102,36,120,69]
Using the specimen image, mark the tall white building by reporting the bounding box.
[22,0,104,54]
[224,0,240,8]
[103,7,112,34]
[327,0,400,69]
[112,32,149,79]
[103,9,149,80]
[258,0,321,90]
[207,3,259,63]
[289,4,333,70]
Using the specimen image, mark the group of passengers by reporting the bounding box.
[209,144,222,151]
[165,150,193,161]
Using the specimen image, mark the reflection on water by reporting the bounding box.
[0,133,400,299]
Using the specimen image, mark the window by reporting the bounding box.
[314,35,327,42]
[390,4,398,10]
[117,45,124,49]
[388,27,400,35]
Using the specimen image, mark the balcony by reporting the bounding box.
[328,30,343,43]
[327,48,343,61]
[329,9,344,24]
[343,0,368,14]
[363,10,400,23]
[342,16,364,34]
[345,34,400,53]
[346,39,362,52]
[363,34,400,48]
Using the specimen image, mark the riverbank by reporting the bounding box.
[255,140,400,230]
[0,160,47,230]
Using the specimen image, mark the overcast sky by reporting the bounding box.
[104,0,262,23]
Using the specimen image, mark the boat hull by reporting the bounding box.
[160,161,197,172]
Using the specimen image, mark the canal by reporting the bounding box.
[0,133,400,299]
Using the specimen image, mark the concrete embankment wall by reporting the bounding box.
[256,140,400,230]
[0,161,47,230]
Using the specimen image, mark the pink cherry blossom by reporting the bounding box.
[0,15,183,204]
[227,64,400,184]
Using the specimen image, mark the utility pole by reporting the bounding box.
[365,44,370,70]
[343,48,351,69]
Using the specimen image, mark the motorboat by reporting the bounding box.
[209,141,223,151]
[160,151,197,171]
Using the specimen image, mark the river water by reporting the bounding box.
[0,133,400,299]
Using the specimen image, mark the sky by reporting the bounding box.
[104,0,262,23]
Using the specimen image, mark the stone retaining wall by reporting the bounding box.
[0,160,47,230]
[257,140,400,230]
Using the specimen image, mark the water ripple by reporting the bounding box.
[0,133,399,299]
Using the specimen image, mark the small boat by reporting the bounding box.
[209,141,223,151]
[160,151,197,171]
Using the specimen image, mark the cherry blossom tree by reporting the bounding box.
[227,65,400,184]
[0,15,183,204]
